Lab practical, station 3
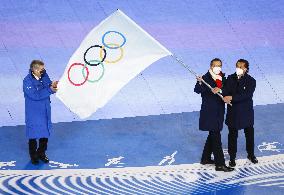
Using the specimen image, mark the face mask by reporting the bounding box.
[40,69,46,75]
[212,67,222,75]
[236,68,244,76]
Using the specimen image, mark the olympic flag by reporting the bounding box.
[56,9,172,119]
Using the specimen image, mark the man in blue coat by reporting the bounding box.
[23,60,58,165]
[194,58,233,172]
[223,59,258,167]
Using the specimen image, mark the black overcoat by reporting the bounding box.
[194,72,226,132]
[223,73,256,130]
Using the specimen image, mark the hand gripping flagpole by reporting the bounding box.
[171,54,232,106]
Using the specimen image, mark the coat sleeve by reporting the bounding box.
[194,76,211,95]
[194,82,205,94]
[232,78,256,103]
[45,73,56,94]
[44,73,52,86]
[23,78,53,101]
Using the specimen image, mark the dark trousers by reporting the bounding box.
[201,131,225,166]
[28,138,48,159]
[228,126,254,160]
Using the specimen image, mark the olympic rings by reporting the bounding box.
[68,63,89,86]
[102,31,126,49]
[82,60,105,83]
[68,30,126,86]
[84,45,107,66]
[100,43,124,64]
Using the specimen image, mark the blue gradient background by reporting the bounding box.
[0,0,283,127]
[0,1,284,194]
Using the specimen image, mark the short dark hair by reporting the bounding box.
[30,60,44,70]
[236,59,249,72]
[210,58,222,66]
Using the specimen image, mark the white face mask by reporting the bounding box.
[212,67,222,75]
[236,68,244,76]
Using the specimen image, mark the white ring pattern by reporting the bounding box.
[1,154,284,194]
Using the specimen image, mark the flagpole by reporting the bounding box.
[171,54,232,106]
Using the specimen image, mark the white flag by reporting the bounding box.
[56,9,172,119]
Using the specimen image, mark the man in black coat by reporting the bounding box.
[194,58,234,172]
[223,59,258,167]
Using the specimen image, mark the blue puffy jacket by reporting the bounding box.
[23,70,55,139]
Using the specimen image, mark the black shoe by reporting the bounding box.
[215,165,234,172]
[200,159,215,165]
[39,154,49,163]
[229,159,236,167]
[31,158,39,165]
[248,156,258,164]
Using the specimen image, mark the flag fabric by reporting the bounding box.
[56,9,172,119]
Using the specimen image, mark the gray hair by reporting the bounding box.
[30,60,44,70]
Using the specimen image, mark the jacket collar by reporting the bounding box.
[29,69,46,80]
[233,72,248,80]
[205,71,216,85]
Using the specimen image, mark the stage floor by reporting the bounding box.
[1,103,284,194]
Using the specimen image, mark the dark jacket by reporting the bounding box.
[194,71,226,131]
[23,70,55,139]
[223,73,256,130]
